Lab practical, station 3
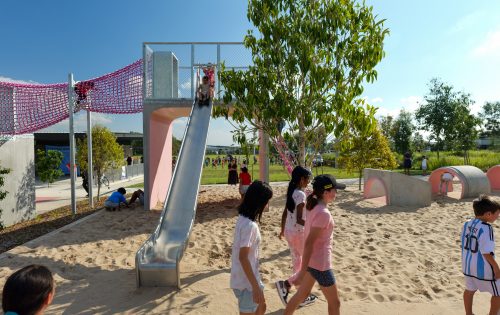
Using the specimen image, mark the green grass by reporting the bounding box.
[129,150,500,186]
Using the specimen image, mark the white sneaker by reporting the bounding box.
[275,280,288,306]
[299,294,318,307]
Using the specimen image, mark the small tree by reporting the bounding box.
[337,127,397,190]
[76,125,124,199]
[448,94,481,164]
[35,149,64,187]
[0,163,10,229]
[479,101,500,147]
[392,110,415,154]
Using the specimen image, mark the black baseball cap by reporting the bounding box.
[312,174,346,191]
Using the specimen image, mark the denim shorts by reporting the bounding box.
[233,285,264,313]
[307,267,336,287]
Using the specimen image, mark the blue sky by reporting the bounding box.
[1,1,500,145]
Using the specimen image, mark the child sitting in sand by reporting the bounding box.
[238,167,252,199]
[104,187,129,211]
[2,264,55,315]
[231,181,273,315]
[284,174,345,315]
[461,195,500,315]
[276,166,317,307]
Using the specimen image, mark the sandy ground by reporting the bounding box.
[0,183,496,314]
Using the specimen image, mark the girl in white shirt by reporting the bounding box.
[230,181,273,315]
[276,166,317,307]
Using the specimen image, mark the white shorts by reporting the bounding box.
[465,276,500,296]
[239,185,249,195]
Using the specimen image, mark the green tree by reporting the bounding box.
[392,110,415,154]
[479,101,500,140]
[218,0,388,166]
[76,125,124,199]
[378,115,395,150]
[0,163,10,229]
[415,78,459,159]
[35,149,64,187]
[337,127,397,190]
[447,94,481,164]
[412,132,427,152]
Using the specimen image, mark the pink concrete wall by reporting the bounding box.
[364,177,388,205]
[148,112,173,208]
[487,165,500,190]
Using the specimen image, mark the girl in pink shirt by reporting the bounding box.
[284,174,345,315]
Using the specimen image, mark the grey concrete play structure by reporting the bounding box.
[0,135,35,227]
[363,168,432,207]
[428,166,490,199]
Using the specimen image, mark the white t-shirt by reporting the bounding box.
[230,215,262,290]
[421,158,427,169]
[442,173,453,181]
[285,189,307,234]
[461,218,496,280]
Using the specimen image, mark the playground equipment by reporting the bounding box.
[428,166,490,199]
[487,165,500,190]
[363,168,431,207]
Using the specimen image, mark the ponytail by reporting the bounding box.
[306,187,326,210]
[286,166,312,213]
[285,180,298,212]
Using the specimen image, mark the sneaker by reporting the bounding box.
[299,294,318,308]
[275,280,289,306]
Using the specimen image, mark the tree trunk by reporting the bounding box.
[96,170,101,199]
[298,116,306,166]
[359,170,362,191]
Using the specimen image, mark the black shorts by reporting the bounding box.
[307,267,336,287]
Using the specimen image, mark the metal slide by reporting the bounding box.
[135,99,213,288]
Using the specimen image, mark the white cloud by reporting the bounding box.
[399,96,422,112]
[370,97,383,104]
[38,112,112,133]
[0,76,37,84]
[449,11,486,34]
[472,29,500,58]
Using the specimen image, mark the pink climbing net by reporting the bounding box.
[271,135,298,176]
[0,59,143,135]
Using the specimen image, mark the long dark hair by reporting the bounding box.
[238,180,273,222]
[2,264,54,315]
[286,166,311,213]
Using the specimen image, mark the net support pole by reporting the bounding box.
[68,73,77,215]
[258,128,269,183]
[87,110,94,208]
[191,44,195,99]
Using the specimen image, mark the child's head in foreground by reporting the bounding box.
[241,166,248,173]
[473,194,500,222]
[202,75,209,84]
[238,180,273,223]
[118,187,126,195]
[2,264,55,315]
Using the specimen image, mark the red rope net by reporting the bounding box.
[0,60,143,135]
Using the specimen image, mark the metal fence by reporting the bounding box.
[93,163,144,185]
[143,42,252,100]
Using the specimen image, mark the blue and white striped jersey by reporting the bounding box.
[461,218,496,280]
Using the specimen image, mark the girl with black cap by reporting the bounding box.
[284,174,345,315]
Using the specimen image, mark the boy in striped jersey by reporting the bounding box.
[462,195,500,315]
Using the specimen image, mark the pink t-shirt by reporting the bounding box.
[304,203,334,271]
